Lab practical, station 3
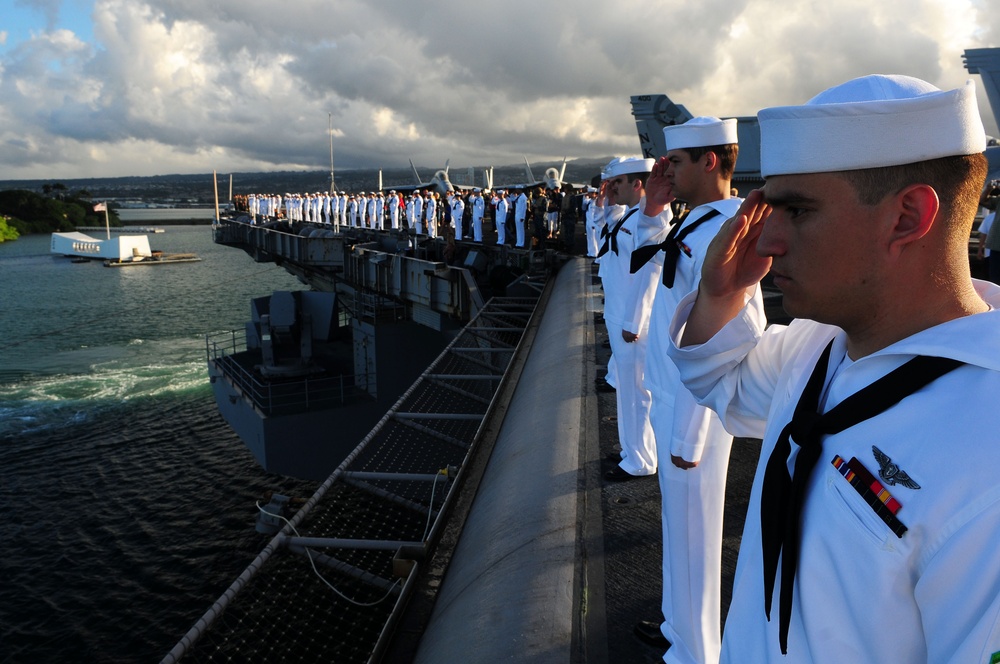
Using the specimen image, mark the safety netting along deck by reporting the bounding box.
[162,277,548,664]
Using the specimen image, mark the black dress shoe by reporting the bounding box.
[633,620,670,648]
[604,465,641,482]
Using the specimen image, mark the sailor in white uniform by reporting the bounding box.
[493,191,508,245]
[667,75,1000,664]
[347,195,358,228]
[405,194,415,231]
[425,193,437,238]
[388,191,400,230]
[367,192,381,229]
[413,192,425,234]
[451,194,465,240]
[471,189,485,242]
[630,117,749,664]
[581,187,595,255]
[513,188,528,247]
[597,156,669,480]
[358,191,371,228]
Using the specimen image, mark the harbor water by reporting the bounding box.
[0,226,318,662]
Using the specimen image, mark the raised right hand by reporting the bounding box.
[680,189,773,347]
[700,189,773,299]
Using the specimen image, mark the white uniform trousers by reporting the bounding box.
[473,217,483,242]
[606,325,656,475]
[587,222,601,257]
[515,217,526,247]
[651,399,731,664]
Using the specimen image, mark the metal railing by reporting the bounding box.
[206,329,375,416]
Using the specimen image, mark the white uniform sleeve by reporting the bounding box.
[917,486,1000,663]
[633,205,674,250]
[665,286,776,439]
[623,257,662,335]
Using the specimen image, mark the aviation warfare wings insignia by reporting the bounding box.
[872,445,921,490]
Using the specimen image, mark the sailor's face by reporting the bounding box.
[665,149,698,201]
[757,172,887,329]
[607,175,639,207]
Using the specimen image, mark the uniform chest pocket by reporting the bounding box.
[825,466,896,548]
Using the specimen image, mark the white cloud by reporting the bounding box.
[0,0,997,179]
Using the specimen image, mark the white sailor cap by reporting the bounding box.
[758,74,986,178]
[473,187,481,192]
[663,116,738,151]
[602,156,655,180]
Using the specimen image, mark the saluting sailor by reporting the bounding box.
[668,75,1000,664]
[597,157,667,482]
[629,117,750,663]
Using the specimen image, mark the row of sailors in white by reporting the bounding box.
[247,189,496,240]
[488,189,529,246]
[403,189,489,240]
[246,191,404,230]
[247,193,283,220]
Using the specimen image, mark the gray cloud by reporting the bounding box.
[0,0,997,179]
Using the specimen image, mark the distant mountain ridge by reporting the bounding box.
[0,158,613,205]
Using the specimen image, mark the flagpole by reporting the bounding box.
[104,203,110,239]
[213,170,220,225]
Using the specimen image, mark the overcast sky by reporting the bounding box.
[1,0,998,180]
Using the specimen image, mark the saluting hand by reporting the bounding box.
[700,188,772,299]
[681,189,772,347]
[643,157,675,215]
[596,181,609,207]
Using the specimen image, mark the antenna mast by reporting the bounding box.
[328,113,337,193]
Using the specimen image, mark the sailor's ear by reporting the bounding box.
[703,151,719,173]
[886,183,939,251]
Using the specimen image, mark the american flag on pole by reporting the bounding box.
[93,202,106,212]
